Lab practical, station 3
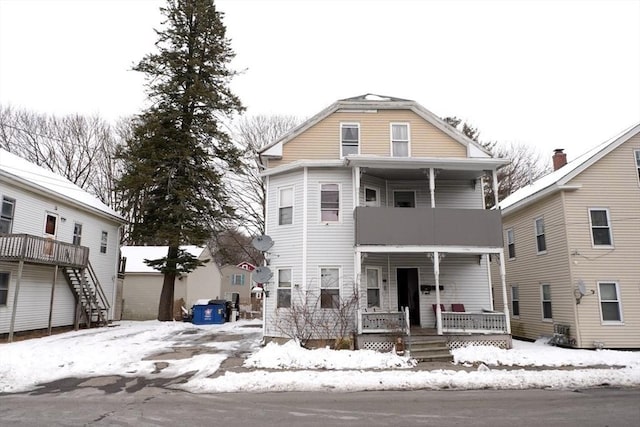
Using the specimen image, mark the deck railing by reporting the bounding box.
[0,234,89,268]
[441,311,507,334]
[357,309,409,334]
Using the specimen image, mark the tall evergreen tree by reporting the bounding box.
[117,0,243,321]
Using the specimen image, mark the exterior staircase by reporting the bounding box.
[409,336,453,362]
[62,262,110,328]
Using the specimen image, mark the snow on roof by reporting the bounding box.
[121,245,205,273]
[0,149,124,222]
[499,123,640,212]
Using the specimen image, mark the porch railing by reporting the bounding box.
[357,308,409,334]
[0,234,89,268]
[441,311,507,334]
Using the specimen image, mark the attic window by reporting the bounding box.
[341,123,359,157]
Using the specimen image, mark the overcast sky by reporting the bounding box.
[1,0,639,165]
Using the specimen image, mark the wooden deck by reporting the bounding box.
[0,234,89,268]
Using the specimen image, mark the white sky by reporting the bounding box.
[1,0,639,165]
[2,320,639,394]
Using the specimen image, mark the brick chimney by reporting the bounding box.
[553,149,567,171]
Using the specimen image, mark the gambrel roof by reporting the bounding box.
[259,94,492,159]
[499,122,640,215]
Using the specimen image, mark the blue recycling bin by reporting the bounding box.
[192,303,226,325]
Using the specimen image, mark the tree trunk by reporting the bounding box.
[157,245,178,321]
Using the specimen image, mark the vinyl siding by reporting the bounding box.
[562,134,640,348]
[494,193,574,341]
[121,274,163,320]
[366,179,482,209]
[220,265,252,307]
[269,110,466,167]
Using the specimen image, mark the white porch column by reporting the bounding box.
[492,168,499,209]
[354,248,362,307]
[433,251,442,335]
[497,249,511,334]
[429,168,436,208]
[353,166,360,208]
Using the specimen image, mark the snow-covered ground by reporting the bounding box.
[1,320,639,394]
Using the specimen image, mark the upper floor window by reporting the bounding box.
[278,187,293,226]
[231,273,245,286]
[635,150,640,184]
[320,267,340,309]
[393,190,415,208]
[511,285,520,317]
[100,231,108,254]
[364,187,379,207]
[0,197,15,234]
[0,272,9,306]
[535,217,546,253]
[391,123,410,157]
[320,184,340,222]
[73,223,83,246]
[541,284,552,320]
[341,123,359,157]
[277,268,292,308]
[506,228,515,259]
[589,208,613,247]
[598,282,622,323]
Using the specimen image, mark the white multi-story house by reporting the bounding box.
[0,149,125,341]
[258,94,512,353]
[495,123,640,349]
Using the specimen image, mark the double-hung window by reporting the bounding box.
[0,197,15,234]
[100,231,108,254]
[589,208,613,247]
[541,284,552,320]
[320,267,340,309]
[635,150,640,184]
[341,123,359,157]
[73,223,83,246]
[506,228,515,259]
[320,184,340,222]
[535,217,546,253]
[278,187,293,226]
[277,268,292,308]
[231,274,245,286]
[0,272,9,306]
[364,187,379,207]
[511,286,520,317]
[391,123,410,157]
[366,267,381,308]
[598,282,622,322]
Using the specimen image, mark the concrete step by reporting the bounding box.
[408,337,453,362]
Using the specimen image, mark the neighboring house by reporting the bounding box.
[258,94,512,351]
[120,245,221,320]
[0,149,125,341]
[220,262,255,312]
[494,123,640,349]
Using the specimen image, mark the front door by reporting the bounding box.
[396,267,420,326]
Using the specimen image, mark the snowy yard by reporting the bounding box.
[1,319,639,394]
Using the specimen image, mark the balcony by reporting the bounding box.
[354,207,503,249]
[0,234,89,268]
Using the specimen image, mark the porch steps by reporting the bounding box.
[409,336,453,363]
[62,262,110,328]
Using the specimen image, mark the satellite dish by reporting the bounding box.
[577,280,587,296]
[253,266,273,283]
[252,234,274,252]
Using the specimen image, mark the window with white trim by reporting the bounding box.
[589,208,612,247]
[391,123,410,157]
[341,123,359,157]
[634,150,640,184]
[0,272,9,306]
[0,197,15,234]
[320,184,340,222]
[506,228,515,259]
[541,284,552,320]
[100,231,108,254]
[598,282,622,322]
[278,187,293,225]
[320,267,340,309]
[511,286,520,317]
[73,223,83,246]
[277,268,291,308]
[364,187,379,207]
[535,217,546,253]
[366,267,381,308]
[231,274,245,286]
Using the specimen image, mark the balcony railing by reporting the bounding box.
[0,234,89,268]
[357,308,409,334]
[441,311,508,334]
[355,207,503,248]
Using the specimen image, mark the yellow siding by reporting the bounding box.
[563,134,640,348]
[493,193,575,342]
[269,110,467,167]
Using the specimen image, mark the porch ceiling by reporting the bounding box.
[362,167,483,181]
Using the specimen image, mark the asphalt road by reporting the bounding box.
[1,386,638,426]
